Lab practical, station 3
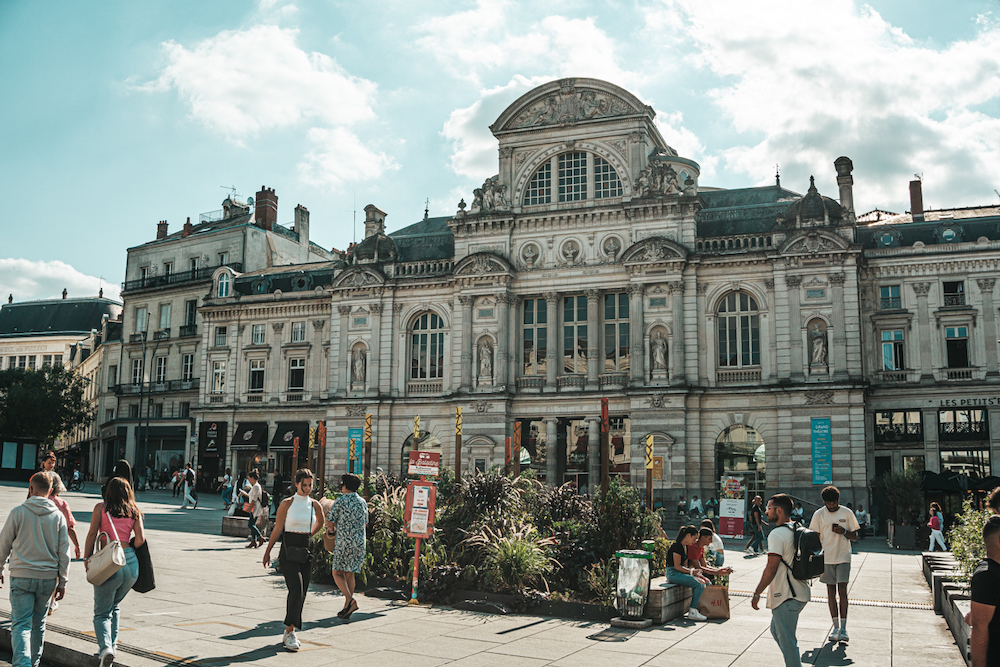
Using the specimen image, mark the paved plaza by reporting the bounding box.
[0,482,964,666]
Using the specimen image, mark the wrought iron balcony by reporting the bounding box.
[939,421,989,441]
[874,423,923,443]
[114,378,200,395]
[179,324,197,337]
[121,263,243,293]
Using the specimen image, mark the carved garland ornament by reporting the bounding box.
[804,390,834,405]
[345,404,367,417]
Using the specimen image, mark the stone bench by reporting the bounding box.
[645,577,693,624]
[222,515,273,538]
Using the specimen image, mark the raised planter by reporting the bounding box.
[450,590,613,622]
[922,552,970,666]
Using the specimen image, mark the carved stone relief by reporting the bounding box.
[602,236,622,261]
[508,86,638,129]
[345,404,367,417]
[469,176,510,215]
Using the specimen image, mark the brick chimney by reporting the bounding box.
[182,217,193,237]
[294,204,310,258]
[363,204,387,239]
[255,186,278,231]
[909,178,924,222]
[62,288,67,299]
[834,156,854,213]
[7,294,11,304]
[156,220,169,239]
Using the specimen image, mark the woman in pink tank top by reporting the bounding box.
[84,477,145,667]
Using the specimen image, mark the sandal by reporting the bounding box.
[245,540,257,549]
[343,599,359,619]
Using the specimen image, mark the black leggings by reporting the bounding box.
[281,533,312,629]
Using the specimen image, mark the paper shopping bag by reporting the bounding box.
[697,585,730,619]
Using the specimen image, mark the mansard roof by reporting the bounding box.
[697,184,801,237]
[0,297,122,338]
[857,206,1000,250]
[389,216,455,262]
[232,261,343,296]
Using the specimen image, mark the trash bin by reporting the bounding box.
[615,549,653,619]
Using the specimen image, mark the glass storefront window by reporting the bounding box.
[940,449,990,479]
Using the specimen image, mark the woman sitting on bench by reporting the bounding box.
[666,525,730,621]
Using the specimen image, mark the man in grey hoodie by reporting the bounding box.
[0,471,69,667]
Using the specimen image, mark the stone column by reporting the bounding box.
[368,303,383,396]
[697,283,708,384]
[459,295,474,392]
[586,290,600,390]
[544,292,559,392]
[337,306,351,396]
[669,281,685,384]
[496,293,511,388]
[978,278,998,376]
[785,275,803,379]
[390,303,402,396]
[922,407,941,473]
[396,305,409,397]
[508,295,520,389]
[628,284,645,384]
[830,273,847,376]
[913,282,933,379]
[544,417,559,486]
[587,417,601,494]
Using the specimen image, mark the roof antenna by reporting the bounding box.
[994,189,999,203]
[424,198,430,221]
[775,164,780,188]
[352,191,356,244]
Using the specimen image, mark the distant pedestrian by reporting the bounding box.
[262,469,325,652]
[689,495,704,517]
[752,493,810,667]
[928,502,947,551]
[327,473,369,620]
[791,502,804,523]
[0,472,69,667]
[243,471,264,548]
[181,463,198,509]
[745,495,766,555]
[172,469,182,497]
[809,485,859,643]
[102,460,132,499]
[855,505,868,539]
[84,476,145,667]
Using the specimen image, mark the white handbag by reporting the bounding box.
[86,510,127,586]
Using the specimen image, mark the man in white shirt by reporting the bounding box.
[809,485,860,643]
[689,495,704,517]
[855,505,869,540]
[752,493,810,667]
[181,463,198,509]
[245,471,264,548]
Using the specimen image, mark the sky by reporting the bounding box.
[2,0,999,304]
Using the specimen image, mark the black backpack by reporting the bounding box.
[260,489,271,509]
[779,523,824,583]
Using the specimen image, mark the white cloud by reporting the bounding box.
[416,2,639,88]
[297,127,399,189]
[655,111,716,179]
[141,25,377,143]
[647,0,1000,209]
[0,259,120,304]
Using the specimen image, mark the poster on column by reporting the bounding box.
[718,476,746,539]
[811,418,833,486]
[348,427,363,475]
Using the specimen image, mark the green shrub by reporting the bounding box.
[650,537,671,577]
[462,523,557,593]
[592,478,647,560]
[873,468,924,525]
[533,482,597,529]
[949,498,990,587]
[582,557,617,607]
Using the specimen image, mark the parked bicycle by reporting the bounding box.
[67,477,85,492]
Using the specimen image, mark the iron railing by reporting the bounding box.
[121,263,243,293]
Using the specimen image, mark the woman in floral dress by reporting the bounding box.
[326,473,368,619]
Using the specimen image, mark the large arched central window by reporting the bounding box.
[523,152,624,206]
[717,292,760,367]
[410,312,445,379]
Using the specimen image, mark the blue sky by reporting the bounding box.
[2,0,999,303]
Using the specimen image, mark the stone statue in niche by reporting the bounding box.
[352,347,366,383]
[810,322,828,367]
[522,244,539,266]
[603,236,621,260]
[651,330,667,370]
[478,340,493,378]
[562,240,580,263]
[469,176,510,214]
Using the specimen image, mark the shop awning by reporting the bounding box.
[270,422,310,451]
[230,422,268,450]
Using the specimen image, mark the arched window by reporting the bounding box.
[522,151,624,206]
[410,312,445,379]
[717,292,760,367]
[217,273,230,298]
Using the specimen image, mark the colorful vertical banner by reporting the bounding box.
[414,416,420,444]
[719,476,746,538]
[645,434,654,469]
[811,417,833,485]
[348,427,363,475]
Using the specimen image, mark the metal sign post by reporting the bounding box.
[405,450,439,605]
[600,398,610,498]
[455,407,462,479]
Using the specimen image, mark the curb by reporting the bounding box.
[0,623,169,667]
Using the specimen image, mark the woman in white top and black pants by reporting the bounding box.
[263,469,324,652]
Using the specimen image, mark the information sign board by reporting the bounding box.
[408,450,440,476]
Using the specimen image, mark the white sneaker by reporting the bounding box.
[687,608,707,621]
[839,628,849,643]
[99,648,115,667]
[283,631,300,652]
[828,627,841,642]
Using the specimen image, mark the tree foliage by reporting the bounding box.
[0,366,92,443]
[873,468,924,525]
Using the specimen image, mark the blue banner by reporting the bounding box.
[811,417,832,485]
[348,427,363,475]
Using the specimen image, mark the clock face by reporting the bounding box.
[942,228,956,241]
[880,233,893,246]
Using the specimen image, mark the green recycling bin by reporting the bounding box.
[615,549,653,619]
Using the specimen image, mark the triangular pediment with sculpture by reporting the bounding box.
[453,252,514,278]
[332,266,386,290]
[620,236,689,265]
[779,229,851,255]
[491,78,652,134]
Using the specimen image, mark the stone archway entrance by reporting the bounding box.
[400,431,442,476]
[716,424,766,497]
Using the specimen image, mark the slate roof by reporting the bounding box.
[233,261,344,296]
[0,298,123,338]
[390,216,455,261]
[697,185,802,237]
[857,206,1000,249]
